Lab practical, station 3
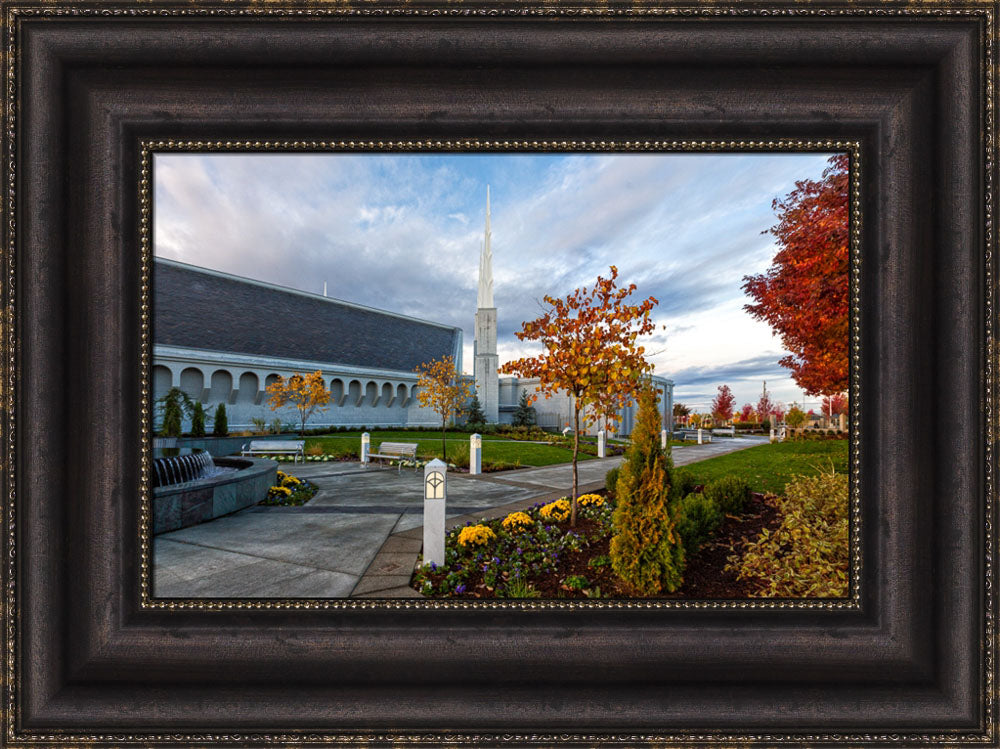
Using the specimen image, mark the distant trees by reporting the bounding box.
[822,393,848,420]
[743,154,849,395]
[190,401,207,437]
[512,390,537,427]
[414,355,472,461]
[266,371,331,436]
[738,403,755,423]
[673,402,691,424]
[711,385,735,423]
[786,404,807,427]
[465,393,487,429]
[500,266,658,525]
[756,382,775,426]
[212,403,228,437]
[157,387,193,438]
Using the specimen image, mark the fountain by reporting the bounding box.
[152,448,235,488]
[152,447,277,534]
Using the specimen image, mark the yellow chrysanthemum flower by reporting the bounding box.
[501,511,534,531]
[457,524,497,547]
[539,498,571,522]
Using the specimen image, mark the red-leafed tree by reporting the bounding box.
[771,403,786,423]
[822,393,848,419]
[711,385,735,422]
[743,154,849,395]
[739,403,755,423]
[756,382,775,425]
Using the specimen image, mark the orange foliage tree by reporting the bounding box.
[414,355,472,462]
[265,371,331,436]
[500,266,658,526]
[742,154,849,396]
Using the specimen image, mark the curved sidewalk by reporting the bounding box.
[152,436,768,599]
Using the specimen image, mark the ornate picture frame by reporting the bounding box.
[3,1,996,744]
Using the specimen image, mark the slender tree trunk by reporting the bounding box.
[442,416,448,462]
[571,403,580,527]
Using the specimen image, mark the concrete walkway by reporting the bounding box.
[152,436,768,599]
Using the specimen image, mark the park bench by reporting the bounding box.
[367,441,419,471]
[680,430,713,443]
[711,427,736,437]
[241,439,305,464]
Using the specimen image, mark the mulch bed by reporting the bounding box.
[415,490,781,599]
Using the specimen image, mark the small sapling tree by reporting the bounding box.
[414,356,472,462]
[266,371,331,436]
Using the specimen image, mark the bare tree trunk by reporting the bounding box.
[571,404,580,527]
[442,416,448,462]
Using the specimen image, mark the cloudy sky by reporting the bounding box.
[153,151,839,414]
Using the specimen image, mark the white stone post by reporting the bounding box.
[697,428,703,445]
[839,413,847,432]
[423,459,447,567]
[661,429,667,450]
[470,433,482,475]
[770,427,776,443]
[361,432,370,466]
[597,430,606,458]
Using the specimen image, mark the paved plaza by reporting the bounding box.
[153,436,768,599]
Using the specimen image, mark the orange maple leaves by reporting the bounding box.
[743,154,849,396]
[500,265,658,430]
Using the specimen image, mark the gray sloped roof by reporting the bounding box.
[153,259,461,373]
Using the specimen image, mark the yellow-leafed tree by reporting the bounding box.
[500,266,658,526]
[414,355,472,462]
[265,371,330,436]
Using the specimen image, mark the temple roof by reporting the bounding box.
[153,258,461,373]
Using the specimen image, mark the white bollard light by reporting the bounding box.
[361,432,370,466]
[697,428,703,445]
[597,430,606,458]
[470,433,482,475]
[423,459,447,567]
[661,429,667,450]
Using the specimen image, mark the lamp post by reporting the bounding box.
[423,459,447,567]
[361,432,370,467]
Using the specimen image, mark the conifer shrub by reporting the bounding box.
[702,475,751,515]
[676,492,723,556]
[212,403,228,437]
[604,466,620,497]
[673,468,699,499]
[190,402,206,437]
[610,384,685,595]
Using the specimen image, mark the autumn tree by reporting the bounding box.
[500,266,657,525]
[673,402,691,425]
[711,385,735,423]
[822,393,848,420]
[266,371,331,436]
[738,403,755,423]
[743,154,849,395]
[414,356,472,461]
[771,403,786,423]
[786,403,807,428]
[756,382,775,426]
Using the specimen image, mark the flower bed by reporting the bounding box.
[258,469,318,506]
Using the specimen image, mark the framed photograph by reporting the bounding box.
[3,0,996,744]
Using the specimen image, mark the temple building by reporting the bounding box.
[151,258,461,431]
[471,186,675,437]
[152,185,674,436]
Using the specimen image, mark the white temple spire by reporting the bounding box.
[477,185,494,309]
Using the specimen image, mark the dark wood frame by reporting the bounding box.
[4,1,996,744]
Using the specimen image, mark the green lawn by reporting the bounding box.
[677,439,849,495]
[304,433,594,467]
